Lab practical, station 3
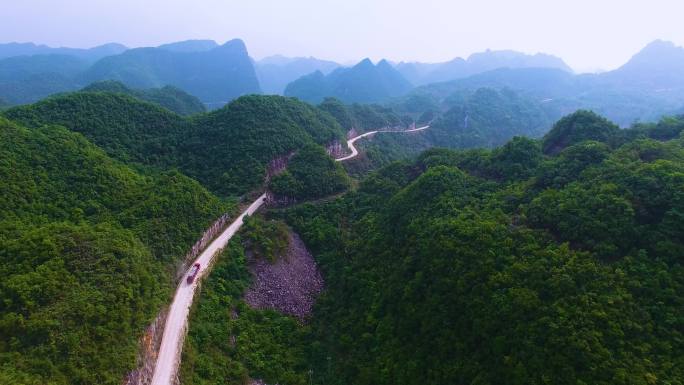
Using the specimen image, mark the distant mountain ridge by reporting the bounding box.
[397,40,684,126]
[601,39,684,89]
[256,55,339,94]
[0,42,127,62]
[396,49,573,85]
[82,39,261,105]
[284,58,413,103]
[81,80,206,115]
[0,39,261,107]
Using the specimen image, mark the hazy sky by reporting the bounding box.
[2,0,683,72]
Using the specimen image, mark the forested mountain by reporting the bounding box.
[400,40,684,127]
[318,97,408,132]
[184,95,346,195]
[266,111,684,385]
[396,49,573,85]
[82,80,206,115]
[3,92,193,168]
[284,58,413,104]
[421,87,552,148]
[0,42,127,62]
[0,39,259,108]
[3,33,684,385]
[256,55,339,95]
[0,89,357,383]
[0,55,89,81]
[82,39,261,106]
[270,143,350,201]
[3,92,346,196]
[0,116,230,385]
[0,55,89,104]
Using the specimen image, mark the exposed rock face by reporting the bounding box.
[265,152,295,182]
[123,309,168,385]
[326,139,344,158]
[244,232,323,321]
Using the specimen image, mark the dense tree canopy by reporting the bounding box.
[275,113,684,385]
[270,144,350,201]
[542,110,621,154]
[185,95,345,195]
[3,93,347,196]
[82,80,207,115]
[4,92,191,167]
[0,117,230,384]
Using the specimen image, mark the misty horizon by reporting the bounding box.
[1,37,681,74]
[3,0,684,73]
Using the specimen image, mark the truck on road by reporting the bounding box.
[186,263,201,284]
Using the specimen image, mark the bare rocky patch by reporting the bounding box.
[244,231,323,321]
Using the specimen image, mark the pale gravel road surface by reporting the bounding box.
[335,125,430,162]
[150,194,266,385]
[150,125,429,385]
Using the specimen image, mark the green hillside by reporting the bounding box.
[423,87,553,149]
[82,80,206,115]
[275,112,684,385]
[0,117,230,384]
[270,144,350,201]
[4,93,346,196]
[182,95,346,195]
[4,92,191,168]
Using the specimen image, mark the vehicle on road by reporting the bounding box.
[186,263,201,284]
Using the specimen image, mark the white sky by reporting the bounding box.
[2,0,683,72]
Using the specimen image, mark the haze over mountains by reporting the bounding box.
[1,38,684,127]
[3,20,684,385]
[0,42,127,62]
[255,55,339,94]
[82,39,260,106]
[395,49,573,85]
[284,58,413,104]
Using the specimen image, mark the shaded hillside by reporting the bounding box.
[82,39,261,106]
[423,87,553,148]
[256,55,339,94]
[285,58,413,104]
[82,80,206,115]
[0,117,230,385]
[0,55,89,104]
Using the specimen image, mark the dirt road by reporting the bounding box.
[150,194,266,385]
[335,125,430,162]
[150,124,429,385]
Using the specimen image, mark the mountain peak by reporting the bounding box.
[158,39,218,53]
[618,39,684,73]
[376,59,393,68]
[355,58,374,68]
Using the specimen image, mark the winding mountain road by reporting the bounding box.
[335,125,430,161]
[149,124,429,385]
